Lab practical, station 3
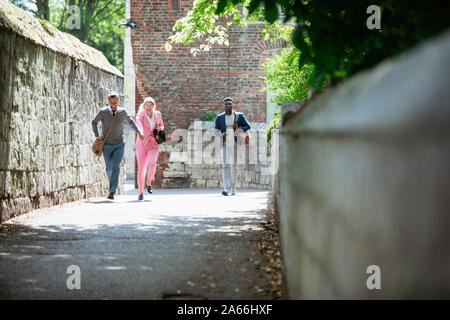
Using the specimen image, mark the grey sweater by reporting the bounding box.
[92,107,141,144]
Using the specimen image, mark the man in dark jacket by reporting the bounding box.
[215,97,251,196]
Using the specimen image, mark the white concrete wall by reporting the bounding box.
[160,121,275,189]
[123,0,136,180]
[280,30,450,299]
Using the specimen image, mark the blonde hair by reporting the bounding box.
[138,97,156,113]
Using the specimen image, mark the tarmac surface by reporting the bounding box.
[0,182,270,299]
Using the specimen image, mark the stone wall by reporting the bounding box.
[159,121,275,190]
[279,30,450,299]
[0,1,124,222]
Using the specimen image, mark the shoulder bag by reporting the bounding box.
[92,113,118,157]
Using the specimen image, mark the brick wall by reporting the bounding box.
[130,0,286,187]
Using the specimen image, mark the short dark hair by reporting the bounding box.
[223,97,233,103]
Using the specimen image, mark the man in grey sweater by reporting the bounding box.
[92,91,143,200]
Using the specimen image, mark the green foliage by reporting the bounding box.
[54,0,125,74]
[199,110,216,122]
[10,0,125,74]
[264,47,314,104]
[261,21,293,44]
[10,0,50,19]
[265,106,280,143]
[165,0,245,55]
[87,14,125,74]
[167,0,450,88]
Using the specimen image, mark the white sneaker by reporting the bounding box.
[230,188,236,195]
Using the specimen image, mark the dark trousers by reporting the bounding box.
[102,141,125,193]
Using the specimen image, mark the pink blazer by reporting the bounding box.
[135,110,164,150]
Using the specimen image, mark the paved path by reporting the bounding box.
[0,183,270,299]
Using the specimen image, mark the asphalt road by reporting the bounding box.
[0,183,270,299]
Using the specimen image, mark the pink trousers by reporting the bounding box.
[136,147,159,195]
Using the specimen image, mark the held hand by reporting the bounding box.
[222,132,226,137]
[94,137,101,148]
[139,134,144,140]
[233,124,238,130]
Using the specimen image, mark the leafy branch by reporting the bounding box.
[166,0,450,88]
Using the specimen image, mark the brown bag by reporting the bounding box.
[92,112,118,157]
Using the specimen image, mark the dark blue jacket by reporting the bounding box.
[215,111,251,133]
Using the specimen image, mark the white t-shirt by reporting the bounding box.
[146,113,154,130]
[225,114,234,128]
[225,113,235,146]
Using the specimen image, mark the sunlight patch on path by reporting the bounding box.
[5,188,269,233]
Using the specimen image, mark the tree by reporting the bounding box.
[263,47,314,143]
[9,0,50,20]
[167,0,450,87]
[9,0,125,73]
[52,0,125,73]
[263,47,313,104]
[52,0,124,42]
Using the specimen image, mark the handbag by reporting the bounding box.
[92,112,118,157]
[153,128,166,144]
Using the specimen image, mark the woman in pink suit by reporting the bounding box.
[135,97,164,200]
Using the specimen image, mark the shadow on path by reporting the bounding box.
[0,188,270,300]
